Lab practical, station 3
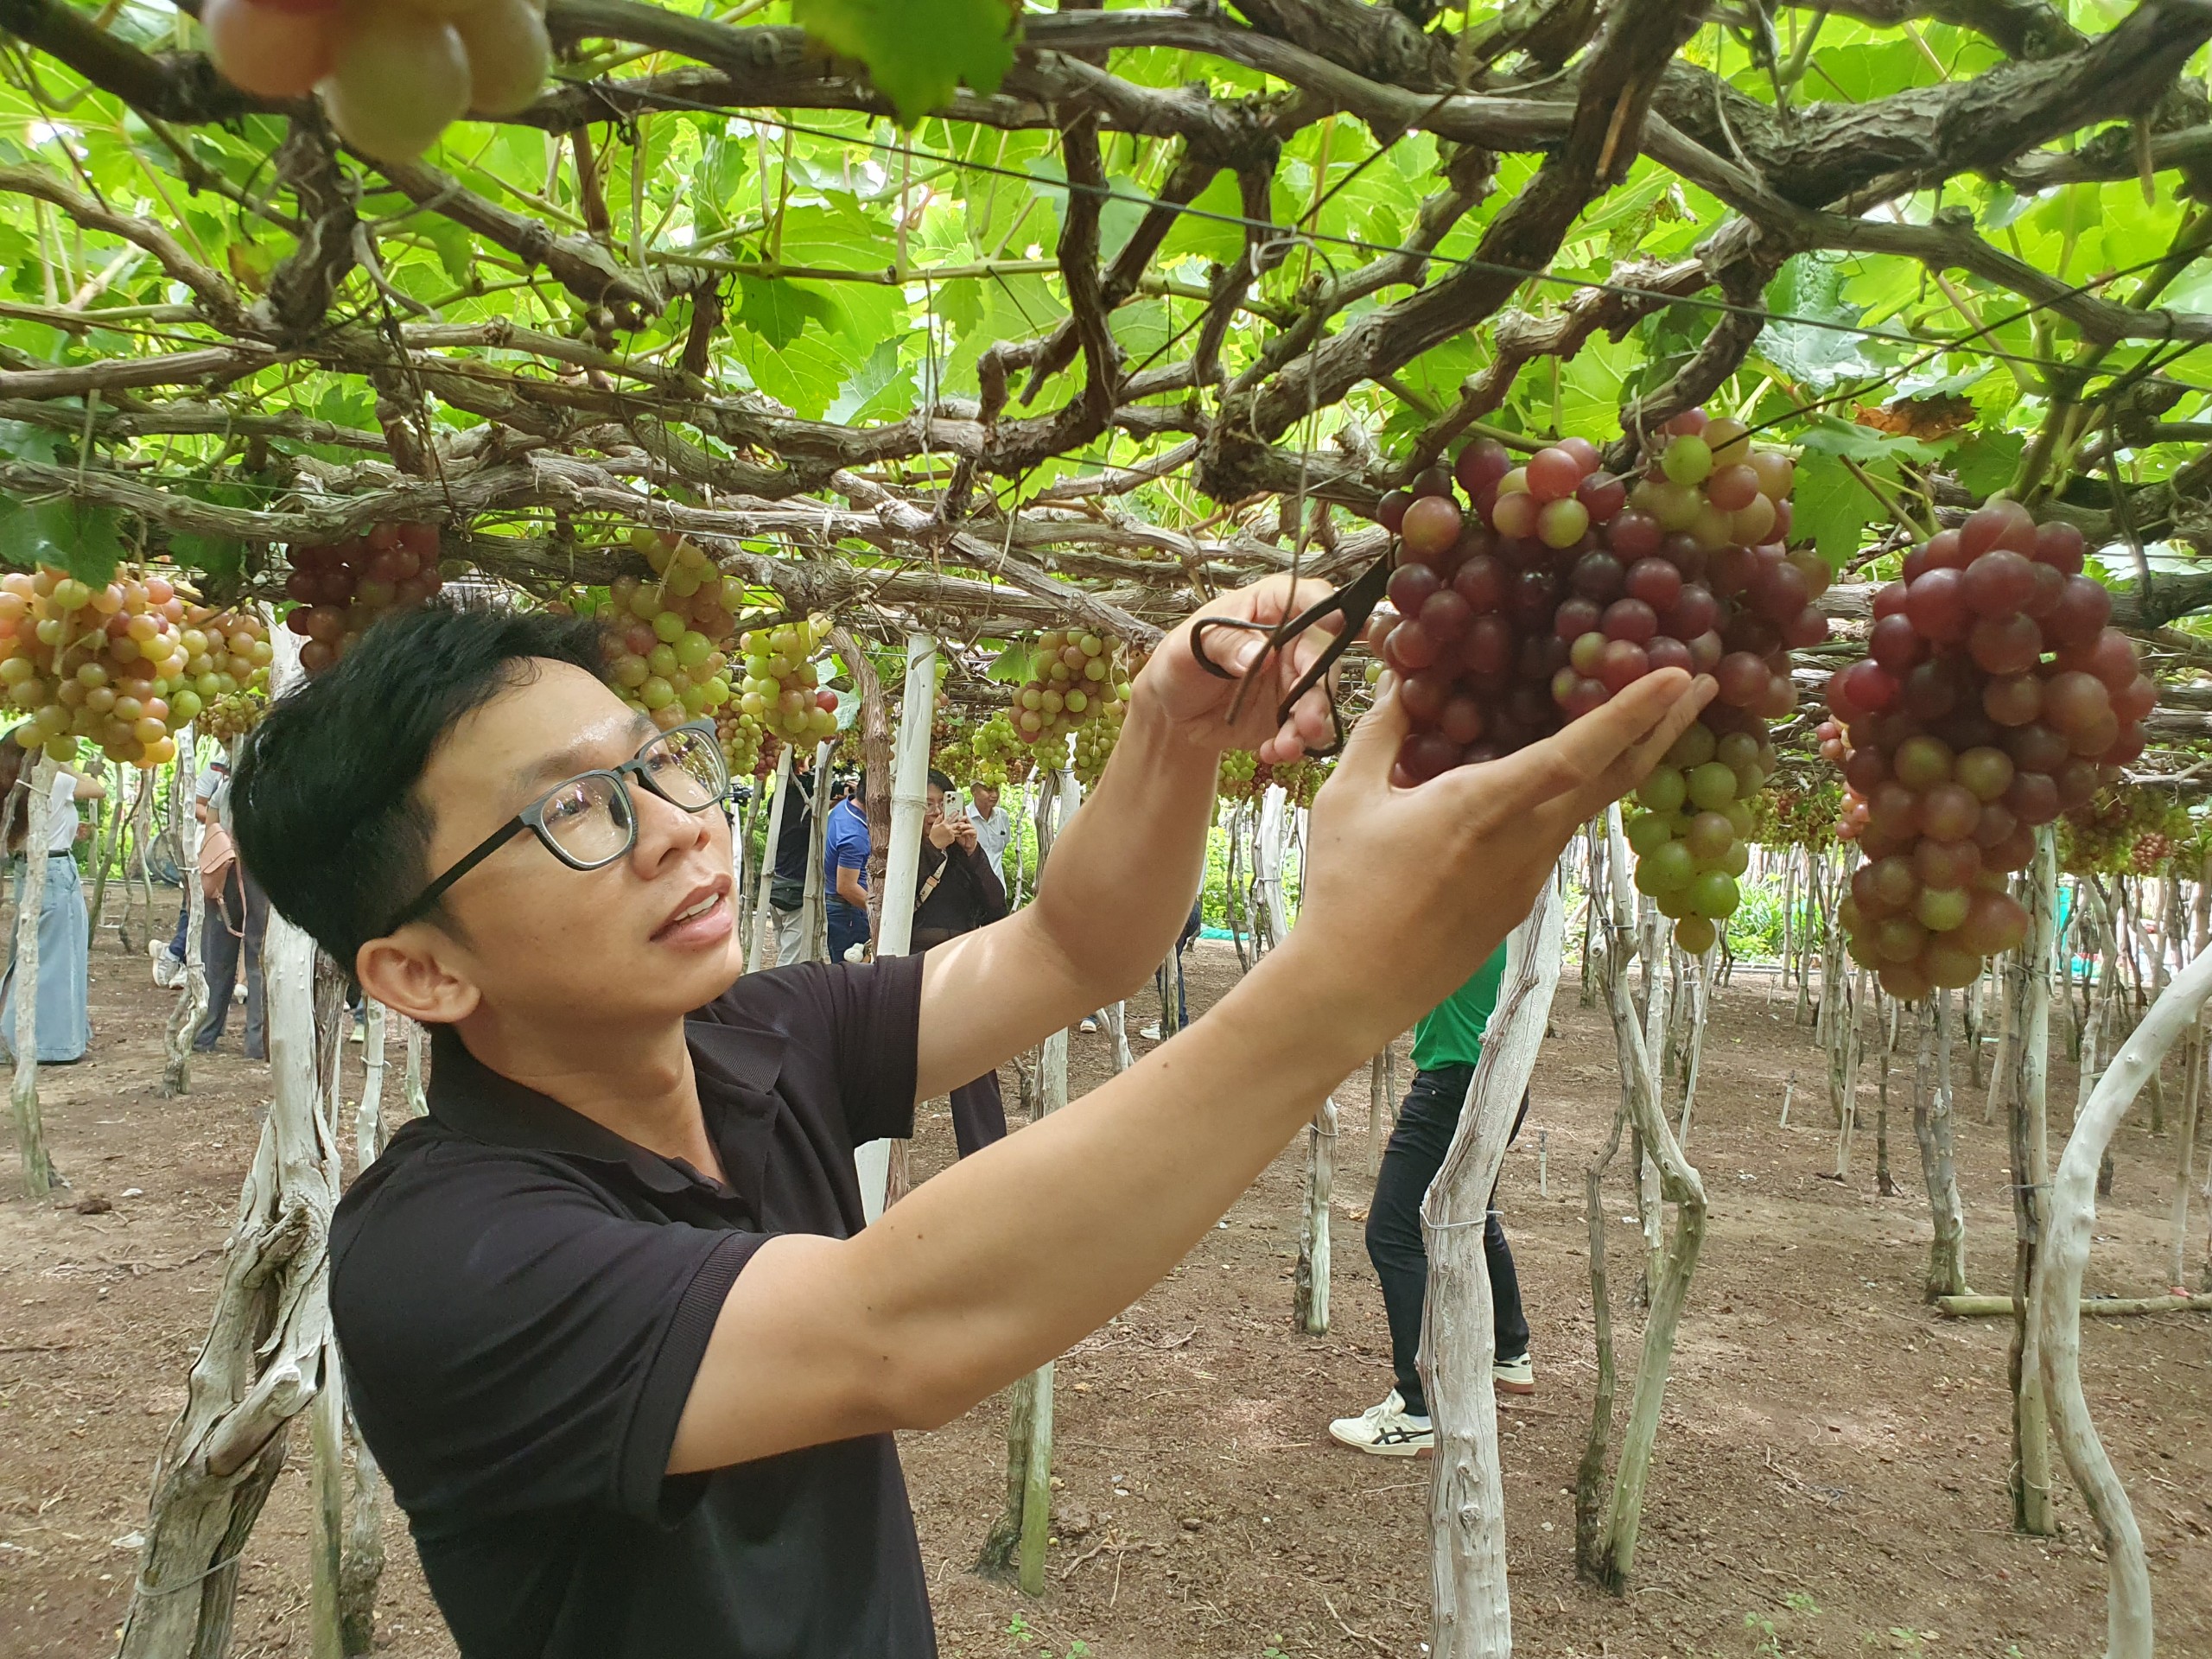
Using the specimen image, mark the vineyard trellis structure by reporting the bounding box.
[0,0,2209,766]
[4,2,2212,1658]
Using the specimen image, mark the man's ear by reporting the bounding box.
[356,931,480,1027]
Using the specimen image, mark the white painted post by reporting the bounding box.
[747,744,793,973]
[855,636,938,1224]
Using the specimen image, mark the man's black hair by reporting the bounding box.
[926,768,953,791]
[232,601,609,970]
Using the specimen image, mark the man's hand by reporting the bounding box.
[1133,575,1344,764]
[1291,667,1716,1046]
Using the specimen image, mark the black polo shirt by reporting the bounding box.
[329,955,935,1659]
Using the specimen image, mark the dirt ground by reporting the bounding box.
[2,920,2207,1659]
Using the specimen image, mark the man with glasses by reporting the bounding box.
[231,595,1708,1659]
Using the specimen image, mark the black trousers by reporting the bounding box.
[913,928,1007,1159]
[1363,1064,1529,1417]
[950,1069,1006,1158]
[194,867,267,1060]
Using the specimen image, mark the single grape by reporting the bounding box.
[1661,435,1713,486]
[455,0,552,114]
[205,0,338,97]
[1400,494,1464,563]
[1577,473,1628,523]
[1453,440,1512,499]
[319,6,473,162]
[1538,497,1591,549]
[1689,869,1739,920]
[1688,760,1738,810]
[1638,839,1696,893]
[1526,448,1584,503]
[1904,568,1970,643]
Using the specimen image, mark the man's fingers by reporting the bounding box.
[1566,672,1717,819]
[1452,671,1710,821]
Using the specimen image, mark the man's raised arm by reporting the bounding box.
[909,577,1344,1102]
[671,663,1713,1474]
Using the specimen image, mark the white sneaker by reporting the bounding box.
[1494,1351,1535,1395]
[1139,1023,1163,1040]
[150,944,182,989]
[1077,1017,1098,1034]
[1328,1389,1433,1458]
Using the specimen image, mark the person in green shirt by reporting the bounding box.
[1329,941,1532,1457]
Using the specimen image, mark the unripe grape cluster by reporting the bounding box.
[596,531,747,733]
[201,0,550,162]
[1071,691,1126,787]
[969,712,1023,788]
[715,707,764,782]
[0,567,223,766]
[735,613,840,747]
[1823,502,2154,1001]
[1007,631,1131,749]
[1217,747,1259,802]
[179,604,274,741]
[285,522,446,673]
[1371,408,1815,954]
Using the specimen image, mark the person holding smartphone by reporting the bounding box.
[909,771,1008,1155]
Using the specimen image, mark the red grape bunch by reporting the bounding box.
[736,615,840,748]
[284,522,448,673]
[1825,502,2155,1001]
[201,0,550,162]
[603,531,746,732]
[1370,407,1820,954]
[0,566,207,766]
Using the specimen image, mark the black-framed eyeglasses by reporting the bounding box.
[382,720,729,937]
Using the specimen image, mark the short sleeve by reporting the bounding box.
[48,771,75,814]
[831,812,869,872]
[331,1147,761,1523]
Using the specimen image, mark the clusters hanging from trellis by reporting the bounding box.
[0,567,258,765]
[283,523,447,674]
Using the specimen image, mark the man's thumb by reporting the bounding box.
[1333,676,1409,786]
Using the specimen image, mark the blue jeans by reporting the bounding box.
[1364,1064,1529,1416]
[826,899,869,965]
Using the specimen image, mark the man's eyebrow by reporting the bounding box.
[512,715,658,791]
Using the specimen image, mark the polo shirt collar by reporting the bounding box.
[426,1017,786,1203]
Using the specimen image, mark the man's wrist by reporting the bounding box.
[1124,678,1223,765]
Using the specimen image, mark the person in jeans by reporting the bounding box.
[194,815,268,1059]
[1330,941,1533,1457]
[907,771,1008,1155]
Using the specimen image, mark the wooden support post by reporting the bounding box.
[747,744,793,972]
[1421,882,1563,1658]
[162,731,208,1097]
[2034,941,2212,1659]
[118,911,343,1659]
[858,634,937,1222]
[9,753,57,1196]
[2008,829,2057,1536]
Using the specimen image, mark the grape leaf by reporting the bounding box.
[0,499,123,584]
[1793,449,1885,570]
[790,0,1019,126]
[734,275,842,351]
[1948,430,2026,501]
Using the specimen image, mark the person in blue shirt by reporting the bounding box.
[1330,942,1533,1457]
[823,772,871,964]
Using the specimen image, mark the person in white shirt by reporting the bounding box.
[0,739,105,1063]
[967,781,1012,886]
